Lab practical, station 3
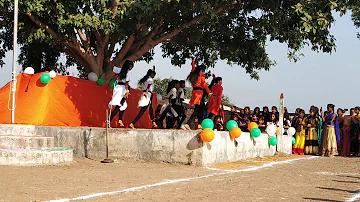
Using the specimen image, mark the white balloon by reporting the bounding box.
[24,67,35,74]
[266,124,277,136]
[156,94,162,102]
[88,72,98,82]
[49,70,57,78]
[287,127,296,136]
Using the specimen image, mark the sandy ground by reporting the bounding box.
[0,156,360,202]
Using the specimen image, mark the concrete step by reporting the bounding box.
[0,135,54,149]
[0,147,73,166]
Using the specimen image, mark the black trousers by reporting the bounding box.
[187,104,205,125]
[109,85,129,122]
[173,105,186,129]
[207,112,216,121]
[110,106,125,121]
[156,107,173,128]
[131,94,155,124]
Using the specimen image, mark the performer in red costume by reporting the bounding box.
[185,57,212,129]
[207,76,223,121]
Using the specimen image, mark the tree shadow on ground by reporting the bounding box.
[303,198,342,202]
[338,175,360,180]
[316,187,359,194]
[332,180,359,184]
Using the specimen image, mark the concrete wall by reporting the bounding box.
[202,132,277,166]
[0,124,292,166]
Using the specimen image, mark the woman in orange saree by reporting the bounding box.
[185,58,212,129]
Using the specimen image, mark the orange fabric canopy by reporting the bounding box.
[0,73,156,128]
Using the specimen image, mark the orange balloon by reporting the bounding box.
[276,126,279,134]
[230,127,242,139]
[200,128,215,142]
[248,122,258,132]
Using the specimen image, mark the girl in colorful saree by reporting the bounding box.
[304,109,319,155]
[320,104,340,157]
[292,109,306,155]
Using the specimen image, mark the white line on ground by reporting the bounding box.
[312,170,360,202]
[206,156,319,172]
[313,172,360,176]
[345,191,360,202]
[46,156,318,202]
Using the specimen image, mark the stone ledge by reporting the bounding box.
[0,148,73,166]
[0,135,54,149]
[0,124,292,166]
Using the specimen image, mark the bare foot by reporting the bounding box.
[118,120,124,127]
[129,123,135,129]
[106,121,111,128]
[152,122,158,129]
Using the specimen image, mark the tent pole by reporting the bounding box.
[11,0,19,124]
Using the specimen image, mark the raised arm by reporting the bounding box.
[191,57,196,72]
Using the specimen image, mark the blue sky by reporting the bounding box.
[0,13,359,112]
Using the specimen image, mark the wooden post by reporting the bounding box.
[279,93,284,135]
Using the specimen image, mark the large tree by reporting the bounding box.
[0,0,349,81]
[351,1,360,38]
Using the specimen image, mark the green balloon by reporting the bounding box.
[269,136,278,146]
[292,137,296,145]
[201,118,214,129]
[109,79,115,88]
[40,73,51,84]
[226,120,238,131]
[250,128,261,138]
[97,78,105,86]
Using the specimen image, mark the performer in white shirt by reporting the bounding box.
[156,80,179,128]
[174,80,187,129]
[129,67,157,129]
[108,60,133,127]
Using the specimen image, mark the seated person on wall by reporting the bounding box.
[214,115,224,131]
[258,116,266,133]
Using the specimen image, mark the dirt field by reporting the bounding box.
[1,155,360,202]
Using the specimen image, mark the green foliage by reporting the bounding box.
[0,0,351,80]
[222,95,232,106]
[350,1,360,39]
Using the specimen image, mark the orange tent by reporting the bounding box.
[0,73,157,128]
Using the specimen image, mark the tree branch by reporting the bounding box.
[77,29,91,54]
[125,7,224,63]
[25,10,96,69]
[65,47,91,73]
[111,0,118,19]
[154,8,223,44]
[25,11,60,40]
[94,30,103,47]
[112,34,135,66]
